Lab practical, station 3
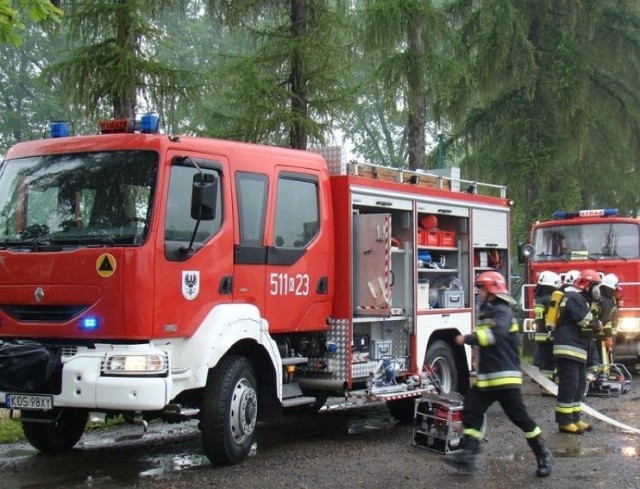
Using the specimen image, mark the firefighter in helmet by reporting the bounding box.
[553,268,602,434]
[562,270,580,291]
[444,271,553,477]
[596,273,620,365]
[532,271,562,393]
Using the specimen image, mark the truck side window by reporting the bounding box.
[165,165,222,244]
[236,172,268,245]
[274,175,319,248]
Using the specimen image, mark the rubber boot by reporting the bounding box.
[443,436,480,474]
[575,420,593,432]
[558,423,584,435]
[527,436,554,477]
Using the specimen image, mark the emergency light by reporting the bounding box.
[78,316,99,331]
[552,208,619,219]
[50,121,69,138]
[140,113,159,133]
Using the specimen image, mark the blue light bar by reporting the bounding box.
[50,121,69,138]
[78,316,99,331]
[553,208,619,219]
[140,113,159,134]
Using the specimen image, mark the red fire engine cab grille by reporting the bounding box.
[0,305,89,322]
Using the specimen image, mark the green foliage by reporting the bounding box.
[0,412,24,444]
[0,0,61,46]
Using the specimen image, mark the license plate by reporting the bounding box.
[7,394,53,410]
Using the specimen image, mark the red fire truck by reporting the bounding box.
[0,116,511,465]
[519,208,640,365]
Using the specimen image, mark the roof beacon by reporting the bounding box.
[552,208,619,219]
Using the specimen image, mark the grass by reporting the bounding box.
[0,409,126,444]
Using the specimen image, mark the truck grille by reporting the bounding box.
[0,305,89,322]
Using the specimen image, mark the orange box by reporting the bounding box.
[426,231,439,246]
[417,229,425,245]
[439,231,455,247]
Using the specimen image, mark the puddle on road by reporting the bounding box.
[553,443,639,459]
[139,453,211,477]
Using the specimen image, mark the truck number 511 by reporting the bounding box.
[269,273,310,296]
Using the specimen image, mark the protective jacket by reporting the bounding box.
[534,286,554,344]
[464,298,521,390]
[553,291,592,364]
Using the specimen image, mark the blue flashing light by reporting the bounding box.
[140,113,159,134]
[50,121,69,138]
[79,316,99,331]
[552,208,619,220]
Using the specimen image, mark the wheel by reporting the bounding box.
[21,408,87,452]
[387,398,415,423]
[425,340,458,394]
[200,355,258,466]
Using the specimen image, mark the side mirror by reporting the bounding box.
[191,172,217,221]
[517,243,535,264]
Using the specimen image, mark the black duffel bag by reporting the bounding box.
[0,340,62,394]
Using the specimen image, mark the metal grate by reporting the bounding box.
[0,305,89,322]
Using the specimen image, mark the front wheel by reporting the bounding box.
[21,408,87,452]
[200,355,258,466]
[425,340,458,394]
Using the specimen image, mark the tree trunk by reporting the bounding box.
[406,13,426,170]
[113,0,137,119]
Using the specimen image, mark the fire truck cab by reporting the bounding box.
[0,117,511,465]
[520,208,640,363]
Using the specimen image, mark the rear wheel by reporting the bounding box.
[200,355,258,466]
[425,340,458,394]
[21,408,87,452]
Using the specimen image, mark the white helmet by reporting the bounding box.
[601,273,619,290]
[538,271,561,288]
[563,270,580,286]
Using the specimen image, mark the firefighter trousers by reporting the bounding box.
[462,386,540,440]
[555,357,586,425]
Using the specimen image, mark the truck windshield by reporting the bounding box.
[532,222,640,261]
[0,151,157,248]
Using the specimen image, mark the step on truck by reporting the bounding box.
[0,116,511,465]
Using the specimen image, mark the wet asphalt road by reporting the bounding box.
[1,373,639,489]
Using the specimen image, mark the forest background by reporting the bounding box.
[2,0,640,263]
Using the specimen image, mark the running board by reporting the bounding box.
[282,396,317,408]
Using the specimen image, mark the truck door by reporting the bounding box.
[232,166,333,334]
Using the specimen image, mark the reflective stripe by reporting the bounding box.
[525,426,542,439]
[534,305,545,320]
[464,428,484,440]
[476,325,496,346]
[476,376,523,388]
[509,322,519,333]
[577,310,593,328]
[553,345,587,361]
[534,332,551,343]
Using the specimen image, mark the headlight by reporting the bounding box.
[617,318,640,333]
[103,354,168,376]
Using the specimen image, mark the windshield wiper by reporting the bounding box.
[535,253,568,262]
[49,235,117,247]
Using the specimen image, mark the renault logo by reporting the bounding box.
[34,287,45,303]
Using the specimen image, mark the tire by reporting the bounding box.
[21,408,87,452]
[387,398,415,423]
[200,355,258,466]
[424,340,458,394]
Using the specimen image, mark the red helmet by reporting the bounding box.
[475,271,509,294]
[573,269,601,291]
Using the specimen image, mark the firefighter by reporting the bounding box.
[443,271,553,477]
[553,268,602,434]
[562,270,580,291]
[597,273,620,365]
[532,271,562,394]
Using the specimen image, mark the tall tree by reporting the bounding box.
[203,0,353,149]
[443,0,640,239]
[359,0,456,169]
[48,1,194,119]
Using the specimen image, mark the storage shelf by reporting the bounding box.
[417,268,459,273]
[353,315,408,323]
[417,245,457,251]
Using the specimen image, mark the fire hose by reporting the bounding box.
[520,360,640,436]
